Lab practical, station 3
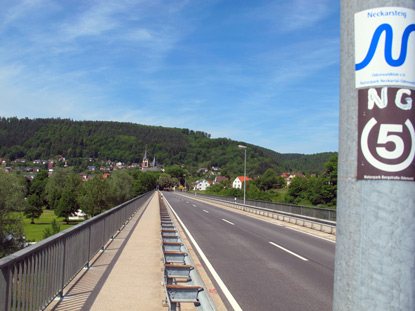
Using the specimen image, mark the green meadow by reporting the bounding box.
[23,209,83,242]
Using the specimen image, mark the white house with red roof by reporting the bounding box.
[232,176,252,189]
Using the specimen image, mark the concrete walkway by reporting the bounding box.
[46,193,165,311]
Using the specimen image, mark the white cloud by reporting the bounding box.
[279,0,331,32]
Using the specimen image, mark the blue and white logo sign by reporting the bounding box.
[355,7,415,89]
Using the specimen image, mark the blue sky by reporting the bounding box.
[0,0,340,154]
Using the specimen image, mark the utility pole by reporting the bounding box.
[238,145,247,204]
[334,1,415,310]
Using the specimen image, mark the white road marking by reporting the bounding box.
[222,219,235,226]
[193,204,197,207]
[165,198,243,311]
[269,242,308,261]
[203,210,209,213]
[285,226,336,243]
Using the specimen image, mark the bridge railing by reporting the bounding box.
[183,192,336,221]
[0,191,154,311]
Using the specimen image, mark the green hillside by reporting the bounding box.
[0,117,336,176]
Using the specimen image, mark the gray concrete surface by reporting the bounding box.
[45,193,165,311]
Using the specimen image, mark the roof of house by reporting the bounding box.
[215,176,229,182]
[235,176,252,182]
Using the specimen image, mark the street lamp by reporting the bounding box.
[238,145,247,205]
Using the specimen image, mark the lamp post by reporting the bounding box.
[238,145,247,205]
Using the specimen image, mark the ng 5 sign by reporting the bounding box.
[358,87,415,181]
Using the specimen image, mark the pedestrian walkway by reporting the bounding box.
[46,193,165,311]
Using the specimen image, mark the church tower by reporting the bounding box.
[142,146,149,169]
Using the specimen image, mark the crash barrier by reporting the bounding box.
[0,191,154,311]
[179,192,336,235]
[183,192,336,221]
[159,194,216,311]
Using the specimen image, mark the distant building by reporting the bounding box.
[232,176,252,189]
[213,176,229,184]
[141,146,161,172]
[142,146,149,169]
[193,179,211,191]
[286,172,305,186]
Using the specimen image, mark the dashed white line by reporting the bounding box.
[222,219,235,226]
[192,204,197,207]
[203,210,209,213]
[269,242,308,261]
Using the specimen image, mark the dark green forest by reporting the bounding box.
[0,117,336,176]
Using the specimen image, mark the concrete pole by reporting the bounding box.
[238,145,247,204]
[243,148,247,205]
[334,1,415,311]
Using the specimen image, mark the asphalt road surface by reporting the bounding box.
[163,192,335,311]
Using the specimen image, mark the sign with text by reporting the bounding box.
[358,87,415,181]
[355,7,415,89]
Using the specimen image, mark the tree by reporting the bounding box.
[321,155,338,206]
[42,219,61,239]
[165,165,186,184]
[159,173,175,190]
[0,171,26,257]
[29,170,49,207]
[247,183,271,201]
[79,175,113,217]
[255,168,282,191]
[109,170,134,205]
[56,189,79,223]
[45,167,71,210]
[285,176,307,204]
[133,171,160,196]
[24,194,43,224]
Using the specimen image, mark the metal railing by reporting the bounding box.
[177,192,336,235]
[184,192,337,221]
[0,191,154,311]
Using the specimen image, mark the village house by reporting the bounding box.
[193,179,211,191]
[232,176,252,189]
[212,176,229,184]
[286,172,305,186]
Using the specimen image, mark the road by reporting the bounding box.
[162,192,335,311]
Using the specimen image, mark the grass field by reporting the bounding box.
[23,209,84,242]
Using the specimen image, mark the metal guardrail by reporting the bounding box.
[183,192,337,221]
[179,192,336,235]
[160,194,216,311]
[0,191,154,311]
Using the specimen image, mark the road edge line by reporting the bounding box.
[164,197,243,311]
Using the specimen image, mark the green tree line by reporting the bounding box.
[0,117,336,176]
[0,167,161,257]
[204,155,338,207]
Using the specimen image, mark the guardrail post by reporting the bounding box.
[334,1,415,310]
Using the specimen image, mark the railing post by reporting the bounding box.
[59,238,67,298]
[0,266,10,311]
[85,224,91,269]
[101,218,106,251]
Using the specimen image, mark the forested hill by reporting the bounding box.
[0,117,336,176]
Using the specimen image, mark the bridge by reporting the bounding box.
[0,191,336,311]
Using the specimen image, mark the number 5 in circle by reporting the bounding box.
[361,118,415,172]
